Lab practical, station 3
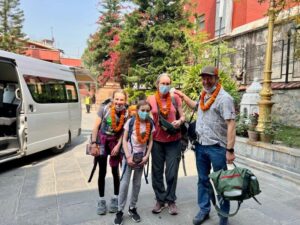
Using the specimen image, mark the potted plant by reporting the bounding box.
[247,113,259,142]
[260,122,279,143]
[236,114,248,137]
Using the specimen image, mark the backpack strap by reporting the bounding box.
[120,117,136,181]
[88,156,98,183]
[143,118,154,184]
[208,181,242,217]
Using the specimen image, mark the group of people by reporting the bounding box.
[89,66,236,225]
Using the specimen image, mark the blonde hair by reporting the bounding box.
[112,89,127,101]
[155,73,172,88]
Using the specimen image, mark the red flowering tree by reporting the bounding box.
[82,0,123,86]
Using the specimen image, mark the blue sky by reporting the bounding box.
[20,0,100,58]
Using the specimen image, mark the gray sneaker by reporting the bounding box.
[109,197,118,213]
[97,200,107,215]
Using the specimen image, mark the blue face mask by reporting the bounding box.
[159,85,170,95]
[138,111,149,120]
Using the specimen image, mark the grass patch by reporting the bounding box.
[275,125,300,149]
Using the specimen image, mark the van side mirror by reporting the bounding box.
[15,88,21,100]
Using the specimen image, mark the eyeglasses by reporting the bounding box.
[160,82,170,85]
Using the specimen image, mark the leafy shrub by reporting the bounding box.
[236,114,248,137]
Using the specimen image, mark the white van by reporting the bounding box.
[0,50,81,163]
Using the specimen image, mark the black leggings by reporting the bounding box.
[97,155,120,197]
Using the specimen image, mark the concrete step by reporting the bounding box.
[236,155,300,185]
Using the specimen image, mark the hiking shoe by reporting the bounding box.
[152,201,165,214]
[193,212,209,225]
[97,200,107,215]
[168,202,178,215]
[109,197,118,213]
[128,207,141,222]
[114,211,123,225]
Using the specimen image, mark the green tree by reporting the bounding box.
[118,0,193,88]
[82,0,122,85]
[0,0,26,53]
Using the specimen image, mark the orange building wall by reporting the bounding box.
[23,42,82,66]
[60,58,82,67]
[193,0,217,39]
[25,48,60,62]
[232,0,269,29]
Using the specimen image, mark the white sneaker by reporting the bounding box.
[97,199,107,215]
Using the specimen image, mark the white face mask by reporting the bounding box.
[204,84,217,94]
[115,104,125,112]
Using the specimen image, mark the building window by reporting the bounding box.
[196,14,205,31]
[215,0,226,36]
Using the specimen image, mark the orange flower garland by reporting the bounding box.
[200,83,222,111]
[155,91,171,117]
[110,105,125,132]
[136,115,151,144]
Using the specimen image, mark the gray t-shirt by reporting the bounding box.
[196,88,235,148]
[97,103,125,135]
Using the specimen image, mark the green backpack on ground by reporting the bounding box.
[209,163,261,217]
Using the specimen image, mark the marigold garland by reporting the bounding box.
[155,91,171,117]
[110,105,125,132]
[200,83,222,111]
[136,115,151,144]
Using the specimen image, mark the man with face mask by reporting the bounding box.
[175,66,236,225]
[147,73,185,216]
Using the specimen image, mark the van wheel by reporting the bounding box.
[52,143,66,154]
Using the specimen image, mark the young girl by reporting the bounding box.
[91,89,128,215]
[114,100,155,225]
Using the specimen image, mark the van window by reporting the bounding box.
[23,75,76,103]
[65,82,78,102]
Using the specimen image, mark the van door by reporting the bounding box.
[0,58,25,160]
[65,81,81,139]
[22,75,69,154]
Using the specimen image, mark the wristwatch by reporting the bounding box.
[91,141,97,144]
[226,148,234,153]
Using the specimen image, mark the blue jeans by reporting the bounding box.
[195,143,230,224]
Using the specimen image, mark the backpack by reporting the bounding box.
[170,95,194,176]
[209,163,261,217]
[120,116,154,184]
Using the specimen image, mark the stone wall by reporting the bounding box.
[226,21,300,84]
[272,89,300,127]
[239,88,300,127]
[235,137,300,185]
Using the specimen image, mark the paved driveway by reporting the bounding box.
[1,111,300,225]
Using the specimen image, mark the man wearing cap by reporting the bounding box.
[174,66,236,225]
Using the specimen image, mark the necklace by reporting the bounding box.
[110,105,125,132]
[136,115,151,144]
[200,83,222,111]
[155,91,171,117]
